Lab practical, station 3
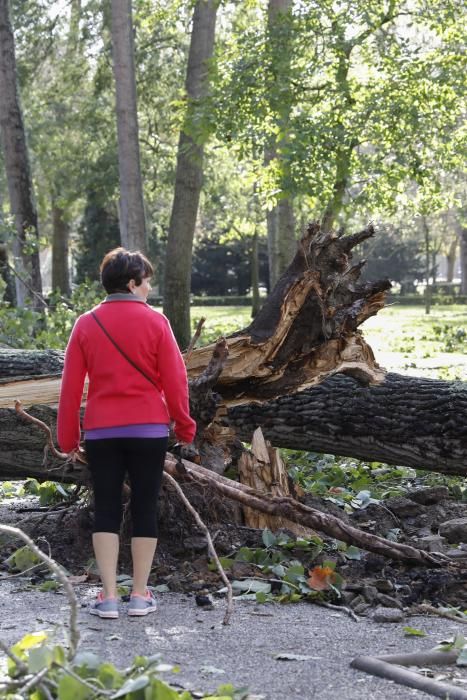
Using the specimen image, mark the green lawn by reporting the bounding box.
[188,303,467,381]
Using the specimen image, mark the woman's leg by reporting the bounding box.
[125,437,167,596]
[85,439,126,599]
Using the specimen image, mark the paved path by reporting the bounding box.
[1,583,465,699]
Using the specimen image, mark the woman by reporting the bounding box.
[57,247,196,619]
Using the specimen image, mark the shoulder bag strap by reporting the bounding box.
[91,311,159,390]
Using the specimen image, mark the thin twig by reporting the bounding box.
[184,316,206,363]
[14,401,85,462]
[5,261,48,309]
[53,663,112,696]
[0,639,28,674]
[22,667,49,694]
[409,603,467,624]
[163,471,234,624]
[0,525,80,659]
[316,600,360,622]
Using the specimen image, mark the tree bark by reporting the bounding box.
[51,201,70,296]
[228,372,467,477]
[110,0,147,252]
[163,0,218,348]
[264,0,295,288]
[460,226,467,295]
[250,229,261,317]
[446,236,457,284]
[0,243,15,305]
[0,406,447,566]
[0,0,43,308]
[0,349,64,378]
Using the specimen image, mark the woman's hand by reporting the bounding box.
[69,446,87,464]
[172,442,200,462]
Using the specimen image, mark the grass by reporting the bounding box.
[188,303,467,381]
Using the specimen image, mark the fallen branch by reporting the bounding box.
[165,455,450,567]
[163,470,234,625]
[351,652,467,700]
[0,524,80,660]
[409,603,467,624]
[184,316,206,363]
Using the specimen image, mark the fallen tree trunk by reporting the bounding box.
[1,221,465,479]
[0,401,449,567]
[228,372,467,476]
[1,371,466,476]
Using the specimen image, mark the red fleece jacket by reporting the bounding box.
[57,298,196,452]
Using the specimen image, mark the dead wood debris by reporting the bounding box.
[352,649,467,700]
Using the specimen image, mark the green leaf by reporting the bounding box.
[343,546,361,560]
[28,645,53,673]
[232,579,271,594]
[454,633,467,649]
[403,627,427,637]
[255,591,269,603]
[39,579,61,592]
[154,583,171,592]
[235,547,254,563]
[208,557,234,572]
[97,662,123,690]
[6,545,41,572]
[271,564,286,578]
[73,651,101,670]
[262,529,277,548]
[456,648,467,666]
[57,674,93,700]
[111,674,150,698]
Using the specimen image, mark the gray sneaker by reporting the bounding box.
[89,592,119,619]
[128,590,157,616]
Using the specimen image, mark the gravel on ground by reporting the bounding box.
[1,582,466,699]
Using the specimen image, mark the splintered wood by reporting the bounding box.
[238,427,315,538]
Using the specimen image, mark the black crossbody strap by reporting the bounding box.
[91,311,159,390]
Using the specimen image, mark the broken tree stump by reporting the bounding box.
[238,427,314,537]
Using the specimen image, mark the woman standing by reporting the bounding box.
[57,248,196,619]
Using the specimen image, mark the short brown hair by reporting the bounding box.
[100,247,154,294]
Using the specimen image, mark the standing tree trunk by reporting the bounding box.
[446,236,457,284]
[320,24,356,232]
[459,226,467,295]
[51,199,70,296]
[163,0,218,349]
[110,0,147,252]
[265,0,295,289]
[250,229,260,317]
[0,0,43,308]
[422,216,432,315]
[0,186,15,304]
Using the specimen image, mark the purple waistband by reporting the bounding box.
[85,423,169,440]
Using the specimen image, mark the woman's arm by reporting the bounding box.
[156,316,197,443]
[57,319,87,452]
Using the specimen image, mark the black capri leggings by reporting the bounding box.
[84,437,168,538]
